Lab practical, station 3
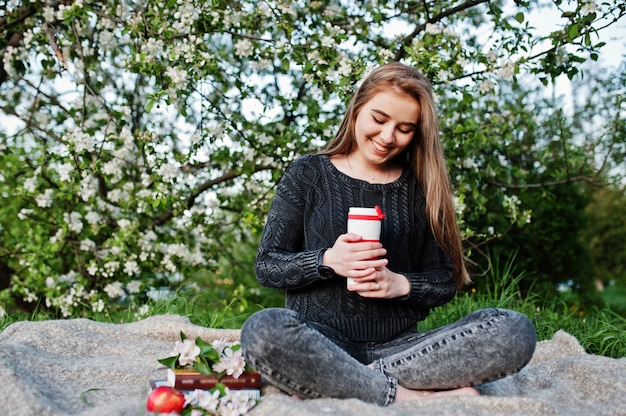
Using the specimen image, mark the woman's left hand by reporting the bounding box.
[348,266,411,299]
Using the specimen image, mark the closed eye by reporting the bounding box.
[371,110,416,134]
[372,115,384,124]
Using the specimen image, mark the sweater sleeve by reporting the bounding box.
[254,159,327,290]
[401,249,457,307]
[400,220,457,307]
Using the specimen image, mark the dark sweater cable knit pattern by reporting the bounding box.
[255,154,456,342]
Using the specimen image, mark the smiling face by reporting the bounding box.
[351,88,420,170]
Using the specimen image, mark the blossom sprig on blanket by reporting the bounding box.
[153,332,258,416]
[158,332,251,377]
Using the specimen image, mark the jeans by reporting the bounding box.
[241,307,536,406]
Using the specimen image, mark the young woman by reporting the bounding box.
[241,62,536,406]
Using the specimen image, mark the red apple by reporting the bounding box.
[146,386,185,414]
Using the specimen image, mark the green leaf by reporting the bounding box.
[193,357,212,375]
[157,355,180,369]
[145,99,155,113]
[213,383,227,395]
[514,12,524,23]
[80,388,105,406]
[195,338,221,367]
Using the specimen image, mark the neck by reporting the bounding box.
[347,154,390,183]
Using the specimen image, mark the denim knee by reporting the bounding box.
[502,309,537,367]
[241,308,301,362]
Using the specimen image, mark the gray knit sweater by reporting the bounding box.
[255,154,456,342]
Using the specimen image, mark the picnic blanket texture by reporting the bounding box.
[0,314,625,415]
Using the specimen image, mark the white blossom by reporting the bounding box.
[102,159,123,182]
[425,23,442,35]
[42,6,56,22]
[172,3,200,33]
[104,261,120,275]
[141,173,152,187]
[478,79,494,94]
[437,70,451,82]
[123,260,140,276]
[49,228,64,244]
[157,162,179,183]
[134,304,150,319]
[165,66,188,88]
[377,49,394,61]
[498,60,516,80]
[555,46,569,66]
[59,271,79,284]
[454,195,466,217]
[104,281,124,298]
[321,36,335,47]
[337,57,353,78]
[234,38,254,57]
[98,30,116,51]
[35,189,54,208]
[143,37,165,56]
[64,212,84,233]
[80,175,98,201]
[463,157,478,169]
[80,239,96,251]
[23,288,38,303]
[107,189,125,203]
[581,1,598,16]
[92,299,105,313]
[58,163,74,181]
[171,338,201,367]
[87,263,99,276]
[126,280,142,293]
[72,131,97,153]
[212,347,246,378]
[23,176,37,192]
[161,255,177,272]
[187,389,221,413]
[2,46,19,78]
[118,219,132,229]
[85,210,101,226]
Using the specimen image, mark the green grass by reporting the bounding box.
[2,261,625,358]
[421,257,626,358]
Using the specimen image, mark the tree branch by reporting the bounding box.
[394,0,490,61]
[0,3,36,87]
[486,174,608,189]
[151,165,274,227]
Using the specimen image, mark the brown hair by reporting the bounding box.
[321,62,470,287]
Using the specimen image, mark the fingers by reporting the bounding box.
[347,275,382,292]
[349,279,388,298]
[350,270,411,299]
[340,234,386,256]
[329,233,387,278]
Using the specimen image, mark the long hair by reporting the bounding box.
[321,62,470,287]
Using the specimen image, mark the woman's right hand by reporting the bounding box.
[323,233,388,279]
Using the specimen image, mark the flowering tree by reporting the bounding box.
[1,0,624,317]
